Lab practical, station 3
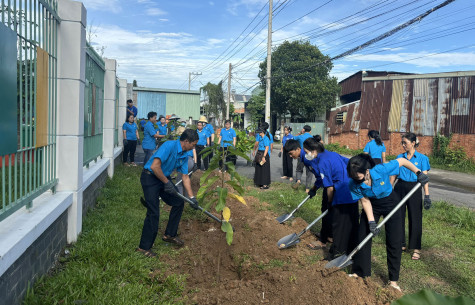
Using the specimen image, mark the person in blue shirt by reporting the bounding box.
[217,120,236,172]
[292,125,314,192]
[142,112,161,166]
[155,115,168,148]
[252,128,271,189]
[200,115,215,164]
[364,130,386,164]
[347,154,429,292]
[280,126,294,180]
[137,129,199,257]
[122,113,140,166]
[126,99,138,118]
[195,121,210,170]
[393,132,431,260]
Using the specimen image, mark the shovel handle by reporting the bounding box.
[346,183,422,261]
[175,191,223,225]
[297,209,329,238]
[288,195,311,216]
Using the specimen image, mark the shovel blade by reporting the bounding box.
[277,233,300,249]
[325,255,353,269]
[276,213,292,224]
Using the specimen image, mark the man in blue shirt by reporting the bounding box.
[142,112,160,165]
[292,125,314,192]
[137,129,199,257]
[126,99,138,118]
[195,121,210,170]
[218,120,236,171]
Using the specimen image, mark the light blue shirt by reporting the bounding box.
[257,134,270,151]
[282,134,293,146]
[294,133,312,149]
[220,128,236,147]
[205,124,215,139]
[142,121,157,150]
[157,123,167,136]
[364,139,386,159]
[396,150,430,182]
[122,122,138,141]
[197,129,209,146]
[255,133,273,155]
[349,160,400,200]
[144,140,189,176]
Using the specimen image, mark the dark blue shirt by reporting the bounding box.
[282,134,293,146]
[364,139,386,159]
[220,128,236,147]
[315,151,357,205]
[122,122,138,140]
[157,123,167,136]
[127,105,138,117]
[144,140,189,176]
[349,160,400,200]
[396,150,430,182]
[142,121,157,150]
[197,129,209,146]
[294,133,312,149]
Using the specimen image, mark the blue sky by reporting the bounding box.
[82,0,475,94]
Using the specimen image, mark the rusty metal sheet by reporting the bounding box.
[400,80,413,133]
[450,77,472,134]
[369,81,384,132]
[343,103,355,132]
[423,79,438,136]
[350,102,361,132]
[388,80,403,132]
[380,80,393,140]
[437,78,452,136]
[411,79,428,135]
[470,76,475,133]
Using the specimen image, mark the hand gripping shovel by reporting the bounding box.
[277,210,329,249]
[276,195,311,224]
[325,182,422,269]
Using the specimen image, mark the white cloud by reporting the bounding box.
[80,0,122,13]
[227,0,267,16]
[159,19,169,22]
[209,1,214,6]
[146,8,167,16]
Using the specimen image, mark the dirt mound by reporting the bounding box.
[157,171,402,304]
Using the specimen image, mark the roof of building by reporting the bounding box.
[133,86,200,95]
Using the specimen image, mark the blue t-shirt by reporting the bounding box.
[205,124,215,139]
[316,151,357,205]
[140,120,146,128]
[294,133,313,149]
[364,139,386,159]
[301,149,323,189]
[349,160,400,200]
[122,122,138,140]
[197,129,209,146]
[142,121,157,150]
[127,106,138,117]
[157,123,168,136]
[257,134,270,151]
[220,128,236,147]
[255,133,273,155]
[282,134,293,146]
[144,140,189,176]
[396,151,430,182]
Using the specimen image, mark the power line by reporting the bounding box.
[273,0,333,33]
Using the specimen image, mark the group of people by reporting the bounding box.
[280,129,431,291]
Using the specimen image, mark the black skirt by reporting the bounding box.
[254,151,271,186]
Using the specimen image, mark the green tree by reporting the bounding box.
[201,81,226,126]
[132,79,138,87]
[258,41,340,121]
[246,90,265,130]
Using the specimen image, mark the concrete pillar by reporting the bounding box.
[56,0,87,243]
[103,58,117,177]
[118,78,127,146]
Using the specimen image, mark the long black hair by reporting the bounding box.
[260,122,271,140]
[347,153,376,181]
[402,132,419,147]
[303,136,325,153]
[368,130,383,146]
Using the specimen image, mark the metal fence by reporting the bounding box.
[83,43,105,166]
[0,0,59,221]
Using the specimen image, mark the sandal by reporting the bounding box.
[131,162,137,167]
[402,246,407,252]
[281,176,288,179]
[412,250,421,260]
[289,177,294,181]
[307,240,326,250]
[162,235,185,247]
[389,283,402,292]
[348,274,359,278]
[136,248,157,257]
[260,185,269,189]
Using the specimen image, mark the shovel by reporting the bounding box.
[325,182,421,269]
[276,195,311,224]
[277,210,329,249]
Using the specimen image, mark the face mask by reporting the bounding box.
[355,177,365,184]
[305,153,316,161]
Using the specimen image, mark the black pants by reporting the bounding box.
[219,147,232,171]
[330,203,359,258]
[395,180,423,250]
[319,190,333,242]
[254,152,271,186]
[195,145,208,170]
[373,158,382,165]
[143,149,154,166]
[123,140,137,163]
[352,191,403,281]
[282,151,293,177]
[295,158,313,189]
[139,170,184,250]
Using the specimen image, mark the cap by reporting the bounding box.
[170,114,180,120]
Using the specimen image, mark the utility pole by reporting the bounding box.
[188,72,202,90]
[226,63,232,120]
[265,0,272,131]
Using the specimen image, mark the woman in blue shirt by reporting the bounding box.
[363,130,386,164]
[252,128,271,189]
[393,132,431,260]
[280,126,294,180]
[122,113,140,166]
[142,112,161,166]
[347,154,429,291]
[217,120,237,172]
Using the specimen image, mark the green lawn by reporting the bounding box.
[23,166,475,304]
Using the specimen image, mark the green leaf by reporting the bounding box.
[199,146,213,155]
[391,289,475,305]
[216,187,228,212]
[227,147,251,161]
[200,168,214,185]
[196,176,219,199]
[226,230,233,245]
[221,221,234,245]
[225,180,244,196]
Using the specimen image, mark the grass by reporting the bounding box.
[246,181,475,299]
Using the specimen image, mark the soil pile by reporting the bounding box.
[157,171,402,304]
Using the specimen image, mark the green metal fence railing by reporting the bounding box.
[83,43,105,167]
[0,0,59,221]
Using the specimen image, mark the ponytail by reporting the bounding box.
[368,130,383,146]
[313,134,322,142]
